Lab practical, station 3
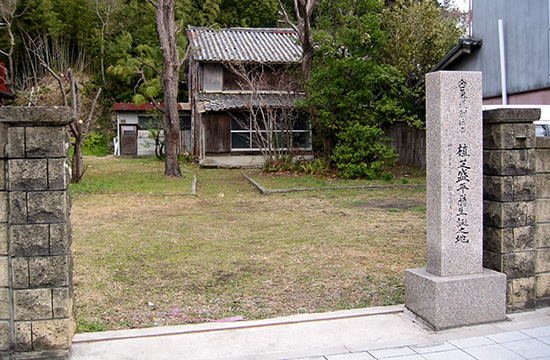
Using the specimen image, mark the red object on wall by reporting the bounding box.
[0,63,7,92]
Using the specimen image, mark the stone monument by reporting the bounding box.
[405,71,507,330]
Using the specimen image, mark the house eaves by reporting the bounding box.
[188,26,302,64]
[431,38,482,73]
[198,93,304,112]
[113,102,191,111]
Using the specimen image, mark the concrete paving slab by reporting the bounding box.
[421,349,475,360]
[501,338,550,358]
[70,305,550,360]
[447,336,496,349]
[462,344,524,360]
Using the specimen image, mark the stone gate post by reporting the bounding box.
[483,108,539,310]
[0,107,74,359]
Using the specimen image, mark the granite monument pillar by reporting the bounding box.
[405,71,507,330]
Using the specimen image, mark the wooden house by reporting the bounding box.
[187,26,310,166]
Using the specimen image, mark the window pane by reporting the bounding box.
[180,113,191,130]
[139,116,163,130]
[256,115,268,130]
[293,132,310,148]
[231,116,248,130]
[232,132,250,149]
[293,113,309,130]
[251,132,267,149]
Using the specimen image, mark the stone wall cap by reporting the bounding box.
[483,108,541,124]
[537,137,550,149]
[0,106,73,126]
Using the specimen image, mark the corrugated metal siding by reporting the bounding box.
[188,26,302,64]
[451,0,549,98]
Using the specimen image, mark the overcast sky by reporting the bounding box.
[450,0,469,12]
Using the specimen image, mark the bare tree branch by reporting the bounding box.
[95,0,120,81]
[39,62,67,107]
[16,89,37,106]
[225,62,304,165]
[0,0,18,93]
[277,0,300,33]
[136,57,162,77]
[83,87,102,141]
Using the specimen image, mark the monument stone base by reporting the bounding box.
[405,268,507,330]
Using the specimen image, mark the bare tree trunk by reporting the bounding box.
[152,0,182,177]
[72,137,85,182]
[95,0,119,82]
[278,0,323,158]
[277,0,319,83]
[65,69,102,183]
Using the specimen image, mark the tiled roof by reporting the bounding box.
[198,93,303,111]
[188,26,302,64]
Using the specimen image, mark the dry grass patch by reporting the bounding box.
[71,158,426,332]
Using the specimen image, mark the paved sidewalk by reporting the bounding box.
[292,325,550,360]
[70,305,550,360]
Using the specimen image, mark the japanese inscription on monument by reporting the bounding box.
[455,79,471,244]
[425,71,482,277]
[456,143,470,243]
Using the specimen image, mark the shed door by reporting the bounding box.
[205,113,230,153]
[120,125,138,156]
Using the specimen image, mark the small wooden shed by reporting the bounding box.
[113,102,191,157]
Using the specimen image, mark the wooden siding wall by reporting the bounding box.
[222,64,296,91]
[203,63,223,91]
[205,112,231,153]
[385,122,426,169]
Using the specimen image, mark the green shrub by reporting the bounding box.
[381,172,394,182]
[82,132,109,156]
[331,123,397,179]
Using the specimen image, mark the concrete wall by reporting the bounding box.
[0,107,74,359]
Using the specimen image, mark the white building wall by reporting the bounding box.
[116,111,164,157]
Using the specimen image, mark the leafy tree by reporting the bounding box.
[381,0,464,85]
[306,0,416,178]
[189,0,221,26]
[218,0,279,28]
[332,123,396,179]
[380,0,465,120]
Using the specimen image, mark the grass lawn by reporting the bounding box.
[70,156,427,332]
